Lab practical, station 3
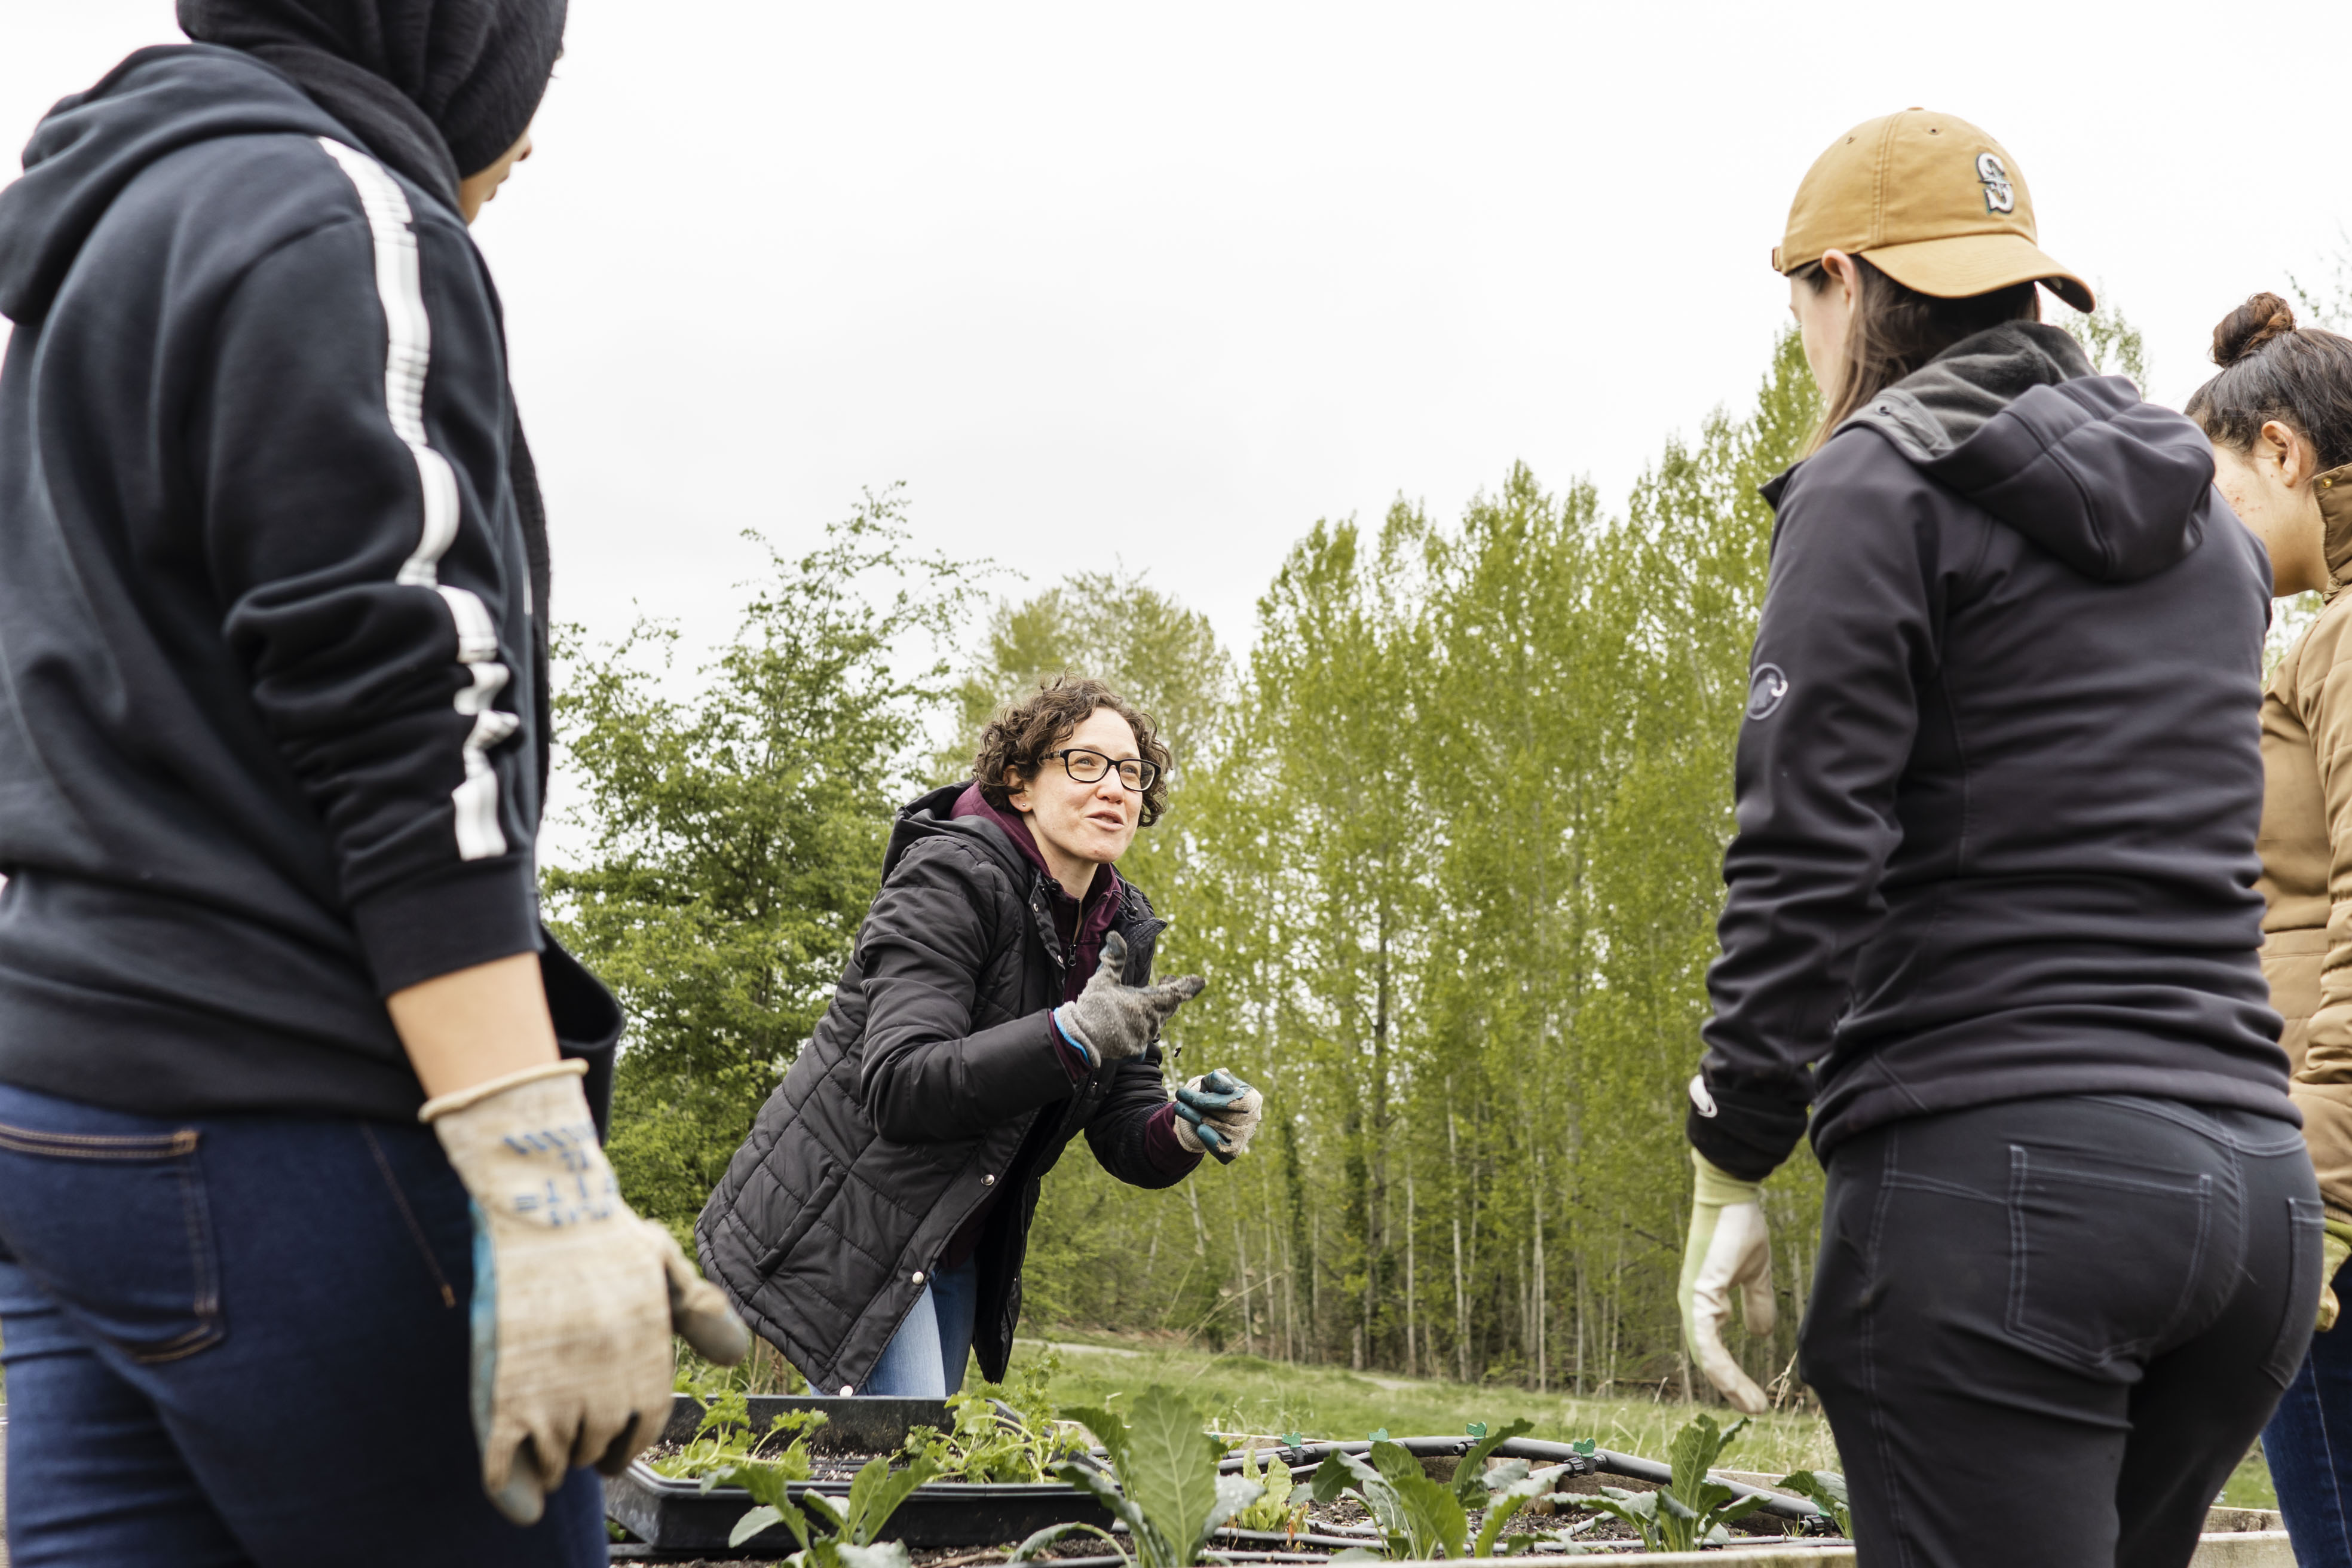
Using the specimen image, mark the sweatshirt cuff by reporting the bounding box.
[350,855,543,996]
[1685,1076,1809,1184]
[1047,1010,1092,1083]
[1144,1102,1203,1178]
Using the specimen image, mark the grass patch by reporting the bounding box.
[1005,1334,1839,1475]
[1009,1333,2282,1511]
[2222,1442,2277,1511]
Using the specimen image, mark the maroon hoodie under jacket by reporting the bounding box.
[939,784,1193,1266]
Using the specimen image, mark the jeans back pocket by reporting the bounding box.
[2264,1196,2327,1388]
[0,1122,224,1362]
[2006,1143,2213,1374]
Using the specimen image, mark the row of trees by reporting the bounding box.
[550,305,2142,1395]
[996,334,1820,1394]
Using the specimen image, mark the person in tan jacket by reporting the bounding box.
[2194,290,2352,1567]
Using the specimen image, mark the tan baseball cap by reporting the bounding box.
[1773,109,2092,313]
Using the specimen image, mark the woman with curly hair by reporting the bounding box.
[698,676,1260,1395]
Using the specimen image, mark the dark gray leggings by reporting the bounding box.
[1800,1095,2322,1568]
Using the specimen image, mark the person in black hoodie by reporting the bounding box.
[1679,112,2316,1568]
[699,676,1263,1397]
[0,5,743,1563]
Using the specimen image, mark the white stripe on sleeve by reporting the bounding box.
[317,138,512,862]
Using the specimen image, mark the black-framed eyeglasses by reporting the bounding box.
[1046,748,1159,792]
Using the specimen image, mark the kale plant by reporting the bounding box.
[900,1356,1088,1484]
[725,1451,941,1564]
[1011,1385,1263,1568]
[1583,1414,1766,1552]
[1230,1441,1307,1535]
[1303,1421,1575,1560]
[649,1390,829,1483]
[1308,1442,1466,1560]
[1776,1469,1851,1538]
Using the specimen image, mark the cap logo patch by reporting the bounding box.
[1976,152,2015,215]
[1746,663,1789,720]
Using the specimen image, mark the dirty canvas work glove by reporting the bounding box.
[2320,1220,2352,1331]
[1052,929,1205,1066]
[1679,1148,1774,1416]
[423,1059,750,1524]
[1173,1069,1263,1163]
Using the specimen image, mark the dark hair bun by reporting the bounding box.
[2214,292,2298,367]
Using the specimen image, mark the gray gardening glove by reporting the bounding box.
[1173,1069,1263,1163]
[1052,930,1205,1066]
[422,1061,750,1524]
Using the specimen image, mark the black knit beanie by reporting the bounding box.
[178,0,565,208]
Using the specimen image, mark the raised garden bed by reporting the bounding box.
[604,1396,1828,1558]
[605,1395,1116,1554]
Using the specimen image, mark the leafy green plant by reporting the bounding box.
[1305,1422,1574,1561]
[1777,1469,1851,1538]
[1012,1386,1262,1568]
[901,1355,1088,1483]
[1584,1415,1765,1553]
[1308,1442,1464,1561]
[649,1390,829,1482]
[1230,1441,1306,1535]
[725,1451,940,1563]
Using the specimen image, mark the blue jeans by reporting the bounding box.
[2268,1282,2352,1566]
[0,1081,605,1566]
[857,1259,978,1397]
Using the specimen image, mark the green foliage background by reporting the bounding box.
[553,332,1829,1394]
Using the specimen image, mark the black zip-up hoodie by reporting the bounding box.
[1689,324,2292,1181]
[0,45,612,1121]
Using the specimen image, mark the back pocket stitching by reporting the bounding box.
[0,1118,225,1362]
[130,1141,223,1364]
[2007,1145,2213,1367]
[2262,1196,2326,1388]
[0,1125,198,1160]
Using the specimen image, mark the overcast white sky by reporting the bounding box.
[8,1,2350,664]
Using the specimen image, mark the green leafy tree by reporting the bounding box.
[1000,337,1825,1393]
[940,569,1232,786]
[544,491,977,1223]
[2054,290,2149,387]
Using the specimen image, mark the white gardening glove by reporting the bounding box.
[1678,1149,1774,1416]
[1172,1069,1263,1163]
[422,1060,749,1524]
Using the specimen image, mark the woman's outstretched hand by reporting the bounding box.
[1174,1068,1263,1162]
[1052,930,1205,1065]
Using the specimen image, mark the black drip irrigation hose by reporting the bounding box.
[1213,1435,1822,1526]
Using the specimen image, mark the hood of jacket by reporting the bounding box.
[885,782,1035,892]
[1839,321,2215,584]
[0,44,349,324]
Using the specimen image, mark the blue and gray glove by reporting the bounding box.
[1172,1069,1263,1163]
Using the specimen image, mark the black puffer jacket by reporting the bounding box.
[1690,323,2289,1181]
[698,783,1189,1392]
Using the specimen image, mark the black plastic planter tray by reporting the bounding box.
[1213,1435,1822,1527]
[606,1395,1114,1553]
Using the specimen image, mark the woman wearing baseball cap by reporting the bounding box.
[1680,111,2313,1566]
